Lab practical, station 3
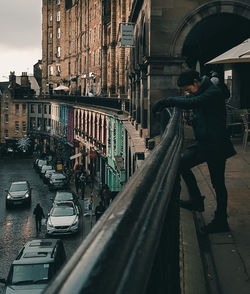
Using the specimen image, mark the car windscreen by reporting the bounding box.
[55,192,73,201]
[42,166,52,171]
[10,183,28,192]
[9,263,54,285]
[51,174,65,180]
[51,205,75,216]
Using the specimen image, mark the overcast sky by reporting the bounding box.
[0,1,42,81]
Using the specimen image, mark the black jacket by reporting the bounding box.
[33,205,45,220]
[154,76,236,158]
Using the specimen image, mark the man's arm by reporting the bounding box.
[152,88,220,114]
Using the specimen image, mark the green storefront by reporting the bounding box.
[106,116,126,192]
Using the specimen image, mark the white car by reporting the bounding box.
[40,165,53,178]
[36,159,47,173]
[46,201,80,235]
[44,169,56,183]
[48,173,68,190]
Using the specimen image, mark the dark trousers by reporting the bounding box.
[180,146,228,216]
[35,218,42,232]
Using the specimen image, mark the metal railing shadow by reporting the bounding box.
[43,108,183,294]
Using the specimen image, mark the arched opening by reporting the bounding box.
[182,13,250,71]
[179,9,250,107]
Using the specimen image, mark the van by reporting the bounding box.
[0,239,66,294]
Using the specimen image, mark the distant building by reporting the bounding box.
[0,72,33,149]
[42,0,130,97]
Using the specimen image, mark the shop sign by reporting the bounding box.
[120,23,134,47]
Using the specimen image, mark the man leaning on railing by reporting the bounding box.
[152,69,236,234]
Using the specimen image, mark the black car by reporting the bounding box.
[0,239,66,294]
[5,181,32,208]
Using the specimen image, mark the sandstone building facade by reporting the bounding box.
[42,0,131,97]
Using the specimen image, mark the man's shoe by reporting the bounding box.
[205,217,230,234]
[179,196,205,212]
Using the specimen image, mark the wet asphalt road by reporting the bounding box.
[0,155,84,293]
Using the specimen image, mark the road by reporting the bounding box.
[0,155,85,293]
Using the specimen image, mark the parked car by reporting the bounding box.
[44,169,56,183]
[47,201,80,235]
[36,159,47,173]
[40,165,53,178]
[52,190,78,202]
[0,239,66,294]
[48,173,68,191]
[5,181,32,208]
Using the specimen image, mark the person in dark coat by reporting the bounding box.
[95,200,105,222]
[33,203,45,232]
[152,69,236,234]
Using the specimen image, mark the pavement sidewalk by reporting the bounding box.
[180,138,250,294]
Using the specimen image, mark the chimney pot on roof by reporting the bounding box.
[21,72,30,87]
[9,71,16,88]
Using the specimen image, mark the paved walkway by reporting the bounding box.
[181,137,250,294]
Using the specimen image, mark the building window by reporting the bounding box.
[4,114,8,123]
[68,62,71,75]
[57,11,60,22]
[49,32,52,39]
[69,41,71,54]
[22,104,26,115]
[49,15,52,21]
[94,27,96,42]
[56,0,60,4]
[31,104,35,113]
[4,102,8,109]
[22,122,26,132]
[4,129,8,138]
[57,46,61,57]
[38,104,42,114]
[57,27,60,39]
[44,105,47,114]
[56,65,61,76]
[15,121,19,133]
[49,65,53,76]
[49,105,51,114]
[15,104,19,115]
[30,117,36,129]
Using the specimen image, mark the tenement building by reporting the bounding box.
[0,73,35,152]
[42,0,131,97]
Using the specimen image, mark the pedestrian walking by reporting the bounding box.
[152,69,236,234]
[79,172,87,199]
[33,203,45,233]
[101,184,112,209]
[74,169,81,194]
[95,200,105,222]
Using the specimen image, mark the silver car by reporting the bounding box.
[47,201,80,235]
[48,173,67,190]
[44,169,56,183]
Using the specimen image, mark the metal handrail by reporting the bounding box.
[43,108,183,294]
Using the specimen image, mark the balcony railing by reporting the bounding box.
[43,108,183,294]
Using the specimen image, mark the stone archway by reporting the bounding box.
[171,1,250,60]
[171,1,250,107]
